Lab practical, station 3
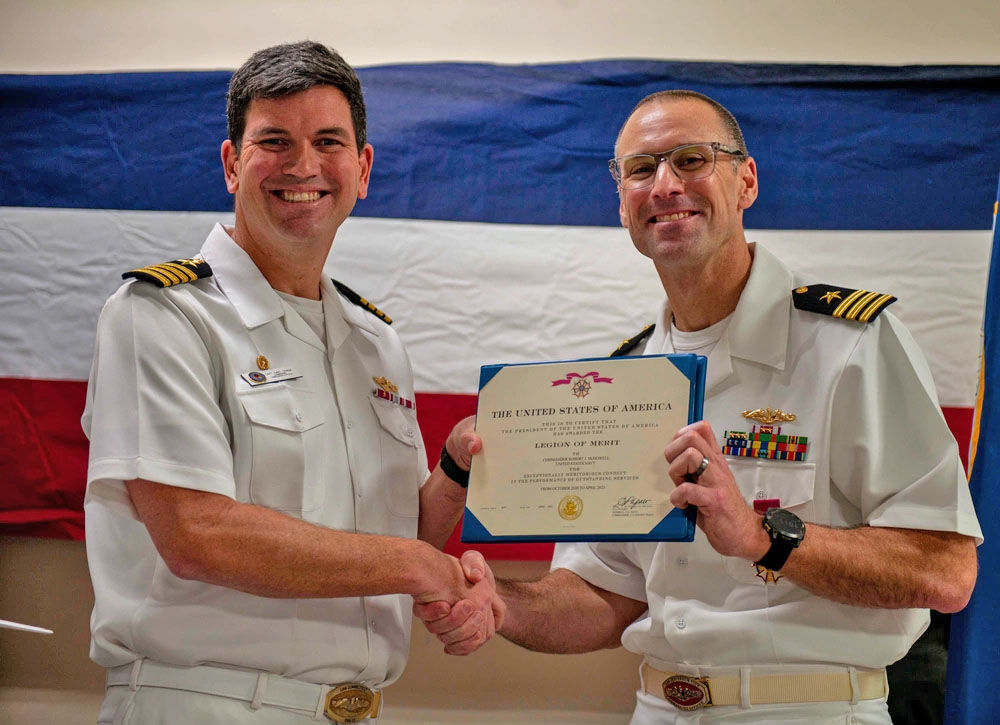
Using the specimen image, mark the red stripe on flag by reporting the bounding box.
[0,378,975,560]
[0,378,87,539]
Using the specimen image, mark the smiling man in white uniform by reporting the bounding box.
[417,90,982,724]
[82,41,500,724]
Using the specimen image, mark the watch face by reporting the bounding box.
[766,508,805,541]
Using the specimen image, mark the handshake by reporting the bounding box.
[412,416,504,655]
[413,549,505,656]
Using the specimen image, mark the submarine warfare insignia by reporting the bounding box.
[742,408,796,425]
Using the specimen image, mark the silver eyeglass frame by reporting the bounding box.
[608,142,746,189]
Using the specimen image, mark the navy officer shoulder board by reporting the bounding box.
[122,258,212,287]
[332,279,392,325]
[609,323,655,357]
[793,284,896,323]
[122,260,391,325]
[608,281,896,358]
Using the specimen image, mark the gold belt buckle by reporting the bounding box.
[662,674,713,710]
[323,683,381,723]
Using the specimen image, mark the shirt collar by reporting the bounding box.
[647,242,792,389]
[725,242,792,371]
[199,224,284,329]
[198,225,379,351]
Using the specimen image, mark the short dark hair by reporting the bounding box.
[616,89,748,156]
[226,41,367,153]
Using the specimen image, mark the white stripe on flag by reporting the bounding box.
[0,206,989,406]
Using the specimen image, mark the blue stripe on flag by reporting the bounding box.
[2,62,999,229]
[944,172,1000,724]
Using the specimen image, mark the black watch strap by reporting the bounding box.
[754,541,796,571]
[439,443,470,488]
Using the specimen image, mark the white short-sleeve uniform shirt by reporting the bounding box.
[553,243,982,672]
[82,224,427,688]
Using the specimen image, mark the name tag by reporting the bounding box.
[241,367,302,386]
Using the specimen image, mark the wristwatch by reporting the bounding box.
[754,508,805,571]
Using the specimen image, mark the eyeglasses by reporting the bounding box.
[608,142,746,190]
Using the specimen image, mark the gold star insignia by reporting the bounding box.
[754,564,782,584]
[820,291,842,304]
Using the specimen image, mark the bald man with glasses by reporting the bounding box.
[417,90,982,725]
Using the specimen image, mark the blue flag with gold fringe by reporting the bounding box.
[944,173,1000,724]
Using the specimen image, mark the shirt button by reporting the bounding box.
[346,420,354,429]
[675,617,687,630]
[294,411,303,422]
[370,620,377,632]
[404,428,414,438]
[677,557,688,567]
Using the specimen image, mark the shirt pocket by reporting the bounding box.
[368,397,421,518]
[238,384,326,514]
[722,457,817,585]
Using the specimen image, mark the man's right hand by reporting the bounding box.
[413,550,504,655]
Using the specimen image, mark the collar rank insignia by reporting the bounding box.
[333,279,392,325]
[793,284,896,323]
[609,323,655,357]
[122,258,212,287]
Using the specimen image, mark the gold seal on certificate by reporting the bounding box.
[461,354,706,543]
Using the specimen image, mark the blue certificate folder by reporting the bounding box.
[460,354,706,543]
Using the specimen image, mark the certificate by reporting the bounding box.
[460,354,706,543]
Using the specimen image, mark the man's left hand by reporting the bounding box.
[665,421,769,562]
[443,415,482,471]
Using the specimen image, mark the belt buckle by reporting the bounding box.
[662,674,713,710]
[323,683,380,723]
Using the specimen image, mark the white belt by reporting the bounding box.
[641,662,888,710]
[107,659,381,722]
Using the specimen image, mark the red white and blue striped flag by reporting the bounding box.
[1,62,998,564]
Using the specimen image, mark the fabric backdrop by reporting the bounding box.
[1,61,998,562]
